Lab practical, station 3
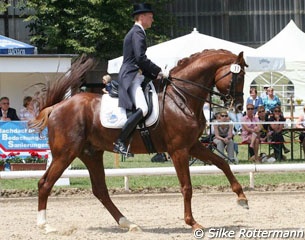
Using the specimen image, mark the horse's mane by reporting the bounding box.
[170,49,234,74]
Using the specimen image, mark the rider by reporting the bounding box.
[113,3,165,156]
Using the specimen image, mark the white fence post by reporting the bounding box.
[124,176,129,191]
[249,172,255,188]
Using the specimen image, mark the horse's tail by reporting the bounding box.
[40,54,95,110]
[28,106,54,133]
[27,55,95,133]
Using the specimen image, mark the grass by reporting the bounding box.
[2,171,305,191]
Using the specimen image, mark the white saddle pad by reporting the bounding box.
[100,82,159,129]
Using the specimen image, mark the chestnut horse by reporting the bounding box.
[29,49,249,233]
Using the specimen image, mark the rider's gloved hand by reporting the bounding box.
[157,65,170,79]
[157,71,167,79]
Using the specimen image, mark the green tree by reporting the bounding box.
[19,0,174,60]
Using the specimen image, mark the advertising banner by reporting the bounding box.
[0,121,49,157]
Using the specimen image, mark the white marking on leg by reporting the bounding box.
[37,210,46,226]
[37,210,57,233]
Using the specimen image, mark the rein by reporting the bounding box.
[165,69,238,109]
[166,76,227,102]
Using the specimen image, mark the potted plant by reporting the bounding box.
[7,151,48,171]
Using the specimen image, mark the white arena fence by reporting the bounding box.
[1,164,305,191]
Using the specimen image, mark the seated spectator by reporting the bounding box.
[213,111,236,162]
[263,87,281,115]
[246,87,263,115]
[257,106,271,142]
[296,105,305,159]
[241,103,261,163]
[0,97,20,121]
[102,74,112,94]
[19,96,38,121]
[228,108,243,135]
[268,106,289,161]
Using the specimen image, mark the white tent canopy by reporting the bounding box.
[256,20,305,65]
[245,20,305,113]
[108,28,256,74]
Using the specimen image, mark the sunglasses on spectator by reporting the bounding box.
[274,110,280,113]
[221,114,228,117]
[258,110,265,113]
[247,108,254,110]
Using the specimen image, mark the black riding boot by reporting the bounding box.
[113,109,143,157]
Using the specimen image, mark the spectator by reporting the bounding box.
[102,74,112,94]
[228,108,243,135]
[241,103,261,163]
[261,84,269,99]
[213,111,236,162]
[296,105,305,159]
[257,105,271,142]
[0,97,20,121]
[263,87,281,114]
[19,96,38,121]
[246,87,263,115]
[268,106,289,161]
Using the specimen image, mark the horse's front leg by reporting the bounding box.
[190,142,249,209]
[169,149,203,230]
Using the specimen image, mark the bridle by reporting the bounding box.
[164,63,244,109]
[215,64,245,109]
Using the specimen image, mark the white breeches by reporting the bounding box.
[129,73,148,117]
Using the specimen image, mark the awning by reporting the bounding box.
[0,35,35,55]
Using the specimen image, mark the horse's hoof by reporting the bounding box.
[38,223,57,234]
[119,217,142,232]
[129,224,142,232]
[192,223,204,231]
[237,198,249,209]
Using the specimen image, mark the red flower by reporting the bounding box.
[8,152,20,157]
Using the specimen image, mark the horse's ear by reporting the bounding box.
[237,51,244,59]
[237,51,249,67]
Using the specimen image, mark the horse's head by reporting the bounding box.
[215,52,248,113]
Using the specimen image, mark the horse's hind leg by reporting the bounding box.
[190,142,248,209]
[81,151,141,232]
[37,155,73,233]
[170,149,203,230]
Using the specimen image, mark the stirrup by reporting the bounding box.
[113,141,134,158]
